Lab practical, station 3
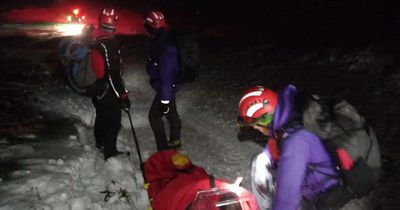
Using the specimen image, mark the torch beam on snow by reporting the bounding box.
[55,23,85,36]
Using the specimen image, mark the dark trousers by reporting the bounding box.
[93,90,121,158]
[148,94,181,151]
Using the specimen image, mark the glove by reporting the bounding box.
[120,92,131,110]
[161,101,170,115]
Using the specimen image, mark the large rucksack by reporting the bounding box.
[59,35,107,97]
[300,95,382,198]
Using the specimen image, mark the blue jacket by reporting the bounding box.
[146,33,180,101]
[270,85,340,210]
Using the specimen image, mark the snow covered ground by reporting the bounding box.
[1,26,399,209]
[0,33,262,209]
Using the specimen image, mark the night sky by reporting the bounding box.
[2,0,399,47]
[142,0,400,48]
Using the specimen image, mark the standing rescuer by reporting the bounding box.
[144,11,182,151]
[90,8,131,160]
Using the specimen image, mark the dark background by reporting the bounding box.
[2,0,400,47]
[139,0,400,47]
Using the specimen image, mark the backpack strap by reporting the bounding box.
[363,123,374,162]
[271,118,303,143]
[271,119,303,161]
[98,41,120,98]
[306,163,340,179]
[280,122,342,184]
[94,37,120,100]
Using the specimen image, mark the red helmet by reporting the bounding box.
[144,11,166,29]
[238,86,278,124]
[99,8,118,31]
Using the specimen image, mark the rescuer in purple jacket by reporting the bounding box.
[238,85,352,210]
[144,11,182,151]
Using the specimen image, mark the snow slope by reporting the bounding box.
[1,32,398,209]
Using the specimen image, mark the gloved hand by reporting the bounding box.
[120,92,131,110]
[161,101,170,115]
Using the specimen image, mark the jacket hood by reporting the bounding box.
[271,84,298,133]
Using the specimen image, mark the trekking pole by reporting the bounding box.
[124,109,153,208]
[124,109,145,175]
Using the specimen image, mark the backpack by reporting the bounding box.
[172,29,200,84]
[300,95,382,198]
[59,35,106,97]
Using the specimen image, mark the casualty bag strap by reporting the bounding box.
[209,174,216,188]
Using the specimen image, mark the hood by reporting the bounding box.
[270,84,298,133]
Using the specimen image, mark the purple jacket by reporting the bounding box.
[146,34,180,101]
[270,85,339,210]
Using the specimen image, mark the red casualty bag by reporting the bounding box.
[144,150,259,210]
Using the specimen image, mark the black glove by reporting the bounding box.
[120,92,131,110]
[161,102,170,115]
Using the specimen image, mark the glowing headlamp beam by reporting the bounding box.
[55,23,85,36]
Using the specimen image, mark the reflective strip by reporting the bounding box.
[246,102,263,117]
[101,42,120,98]
[152,11,163,20]
[161,100,170,104]
[146,17,153,23]
[108,77,119,98]
[239,90,262,105]
[95,83,109,100]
